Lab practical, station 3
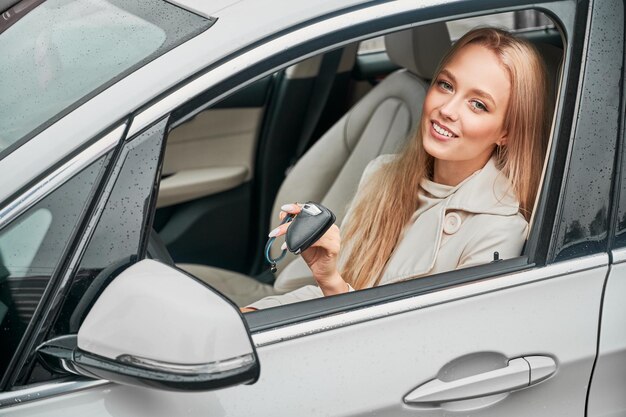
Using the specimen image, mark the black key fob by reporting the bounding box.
[286,202,335,254]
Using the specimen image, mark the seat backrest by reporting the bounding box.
[271,23,451,291]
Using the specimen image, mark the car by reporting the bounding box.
[0,0,624,415]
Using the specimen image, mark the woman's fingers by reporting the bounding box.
[279,203,302,220]
[280,203,302,214]
[273,202,303,234]
[268,221,291,238]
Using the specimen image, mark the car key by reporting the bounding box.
[285,202,335,254]
[265,202,335,272]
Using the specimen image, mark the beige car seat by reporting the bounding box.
[178,23,452,306]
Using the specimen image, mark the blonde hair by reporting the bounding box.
[341,27,550,289]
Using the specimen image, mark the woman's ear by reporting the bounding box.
[496,131,508,147]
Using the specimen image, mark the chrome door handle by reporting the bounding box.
[404,356,556,405]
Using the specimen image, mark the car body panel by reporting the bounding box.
[587,252,626,416]
[0,256,607,416]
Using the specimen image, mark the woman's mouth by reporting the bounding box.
[430,121,458,139]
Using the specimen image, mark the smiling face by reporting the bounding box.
[422,42,511,185]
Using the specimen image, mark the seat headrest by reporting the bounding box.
[385,22,451,80]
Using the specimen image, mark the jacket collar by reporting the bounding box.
[422,157,519,216]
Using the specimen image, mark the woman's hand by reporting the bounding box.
[270,203,349,296]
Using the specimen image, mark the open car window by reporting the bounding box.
[153,8,564,325]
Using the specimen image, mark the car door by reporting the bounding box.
[0,0,622,416]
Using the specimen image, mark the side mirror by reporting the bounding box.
[38,259,259,391]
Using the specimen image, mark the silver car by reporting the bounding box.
[0,0,624,415]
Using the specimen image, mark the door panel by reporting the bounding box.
[157,108,262,208]
[154,78,271,273]
[2,260,605,416]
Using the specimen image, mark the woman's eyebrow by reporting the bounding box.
[471,89,496,107]
[439,69,456,82]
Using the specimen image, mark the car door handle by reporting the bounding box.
[404,356,556,405]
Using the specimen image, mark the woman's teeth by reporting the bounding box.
[433,122,455,138]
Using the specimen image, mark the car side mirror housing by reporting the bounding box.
[37,259,259,391]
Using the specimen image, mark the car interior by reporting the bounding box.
[150,10,565,308]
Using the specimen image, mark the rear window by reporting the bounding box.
[0,0,213,158]
[358,10,554,54]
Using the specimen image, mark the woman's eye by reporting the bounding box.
[470,100,488,112]
[437,80,453,91]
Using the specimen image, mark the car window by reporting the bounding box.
[18,118,167,386]
[0,0,212,160]
[0,154,108,385]
[151,9,563,322]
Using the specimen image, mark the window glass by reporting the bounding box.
[77,123,165,272]
[0,209,52,277]
[0,155,107,383]
[358,10,553,54]
[19,119,166,385]
[446,12,516,40]
[0,0,211,157]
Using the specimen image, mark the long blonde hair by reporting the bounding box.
[341,27,550,289]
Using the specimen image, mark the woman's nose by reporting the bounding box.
[439,98,459,121]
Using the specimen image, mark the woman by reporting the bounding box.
[245,27,550,310]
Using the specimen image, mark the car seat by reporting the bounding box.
[176,23,453,306]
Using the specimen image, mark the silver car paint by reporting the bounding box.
[586,249,626,416]
[0,254,607,415]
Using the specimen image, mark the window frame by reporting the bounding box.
[158,2,581,332]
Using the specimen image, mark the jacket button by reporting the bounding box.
[443,212,462,235]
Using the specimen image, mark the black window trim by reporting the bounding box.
[608,8,626,255]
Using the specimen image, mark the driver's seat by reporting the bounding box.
[176,23,452,306]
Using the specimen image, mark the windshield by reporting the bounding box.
[0,0,212,158]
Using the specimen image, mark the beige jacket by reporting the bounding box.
[248,155,528,309]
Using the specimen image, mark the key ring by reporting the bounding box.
[264,214,295,272]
